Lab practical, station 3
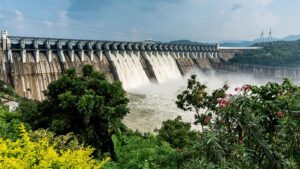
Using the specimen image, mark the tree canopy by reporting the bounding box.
[24,65,129,154]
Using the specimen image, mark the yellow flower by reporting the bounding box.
[0,123,110,169]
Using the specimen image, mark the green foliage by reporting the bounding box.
[157,116,198,149]
[0,80,16,97]
[176,75,300,168]
[0,123,109,169]
[229,40,300,66]
[0,105,22,140]
[19,99,38,124]
[111,133,178,169]
[23,65,129,154]
[29,129,83,151]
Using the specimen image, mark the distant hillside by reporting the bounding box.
[220,41,254,47]
[168,40,204,45]
[168,34,300,47]
[229,40,300,66]
[282,35,300,41]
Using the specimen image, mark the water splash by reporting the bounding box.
[145,52,182,83]
[109,51,150,89]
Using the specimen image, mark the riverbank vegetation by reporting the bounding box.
[229,40,300,66]
[0,65,300,168]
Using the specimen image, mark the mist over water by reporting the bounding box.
[123,68,278,132]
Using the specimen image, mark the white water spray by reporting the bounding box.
[109,51,150,89]
[145,52,182,83]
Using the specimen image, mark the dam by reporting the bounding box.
[0,31,236,100]
[2,30,296,101]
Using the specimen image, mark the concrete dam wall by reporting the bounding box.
[0,35,225,100]
[214,62,300,80]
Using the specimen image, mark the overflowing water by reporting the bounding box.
[109,51,150,89]
[124,69,277,132]
[145,52,182,83]
[108,52,280,132]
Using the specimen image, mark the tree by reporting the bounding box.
[176,75,300,169]
[157,116,198,149]
[25,65,129,154]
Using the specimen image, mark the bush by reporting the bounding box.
[176,75,300,168]
[0,123,110,168]
[0,105,22,140]
[112,133,178,169]
[158,116,198,149]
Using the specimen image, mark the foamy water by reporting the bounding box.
[123,69,278,132]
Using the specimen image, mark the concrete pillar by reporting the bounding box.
[67,42,74,62]
[1,30,8,50]
[70,50,75,62]
[77,42,84,61]
[89,50,94,61]
[191,52,196,59]
[218,52,224,58]
[7,50,13,63]
[120,51,124,58]
[46,40,52,62]
[20,39,26,63]
[137,51,141,57]
[96,42,103,61]
[6,38,13,63]
[34,50,39,62]
[21,50,26,63]
[87,42,94,61]
[97,50,103,61]
[33,39,39,62]
[130,51,133,57]
[107,50,112,61]
[214,52,218,58]
[57,41,65,62]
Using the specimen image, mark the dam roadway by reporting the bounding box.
[0,32,259,100]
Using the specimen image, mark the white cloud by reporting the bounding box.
[44,20,53,28]
[14,10,26,32]
[58,10,69,28]
[15,10,24,21]
[218,0,277,40]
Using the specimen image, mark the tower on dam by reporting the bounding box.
[0,31,237,101]
[1,30,9,51]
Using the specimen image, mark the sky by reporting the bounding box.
[0,0,299,42]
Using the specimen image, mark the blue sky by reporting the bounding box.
[0,0,299,42]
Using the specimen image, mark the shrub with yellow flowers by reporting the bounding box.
[0,123,110,169]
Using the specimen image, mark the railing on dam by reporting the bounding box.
[0,35,225,63]
[6,36,220,52]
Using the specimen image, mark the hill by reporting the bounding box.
[282,35,300,41]
[168,40,204,45]
[229,40,300,66]
[220,40,254,47]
